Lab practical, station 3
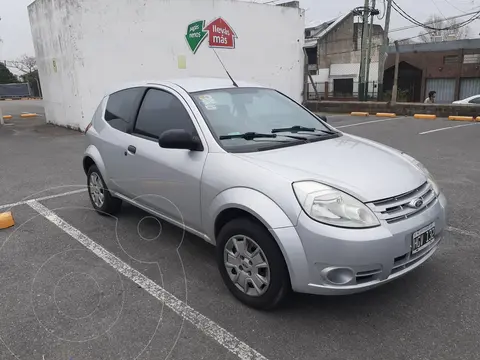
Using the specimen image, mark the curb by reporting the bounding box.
[20,113,38,118]
[448,116,476,122]
[351,112,369,116]
[2,115,12,119]
[376,112,396,117]
[414,114,436,120]
[0,98,42,101]
[0,212,14,229]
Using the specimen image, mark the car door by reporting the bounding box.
[121,87,208,232]
[97,87,146,196]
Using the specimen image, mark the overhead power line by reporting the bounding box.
[443,0,470,13]
[390,8,480,32]
[430,0,447,19]
[391,0,480,31]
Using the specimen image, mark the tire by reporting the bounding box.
[216,217,290,310]
[87,165,122,215]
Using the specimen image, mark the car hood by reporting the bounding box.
[236,134,426,202]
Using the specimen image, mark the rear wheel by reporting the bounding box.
[87,165,122,215]
[216,218,290,310]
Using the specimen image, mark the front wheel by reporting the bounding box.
[216,218,290,310]
[87,165,122,215]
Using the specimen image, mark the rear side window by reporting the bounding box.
[105,87,143,132]
[133,89,195,139]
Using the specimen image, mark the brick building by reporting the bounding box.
[384,39,480,103]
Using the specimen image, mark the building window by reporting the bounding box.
[305,47,317,65]
[443,55,459,64]
[333,78,354,97]
[463,54,480,64]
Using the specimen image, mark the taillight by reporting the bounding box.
[84,122,93,134]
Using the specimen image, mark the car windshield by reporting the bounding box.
[190,87,336,152]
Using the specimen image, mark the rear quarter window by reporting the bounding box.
[104,87,144,132]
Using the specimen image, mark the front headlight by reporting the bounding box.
[292,181,380,228]
[402,153,440,195]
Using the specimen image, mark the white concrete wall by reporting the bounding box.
[29,0,305,130]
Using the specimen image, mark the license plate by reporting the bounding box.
[411,223,436,255]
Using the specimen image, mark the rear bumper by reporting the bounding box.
[274,193,447,295]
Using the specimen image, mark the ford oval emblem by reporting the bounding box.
[408,198,424,209]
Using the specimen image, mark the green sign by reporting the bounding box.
[185,20,208,54]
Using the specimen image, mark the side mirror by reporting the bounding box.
[158,129,203,151]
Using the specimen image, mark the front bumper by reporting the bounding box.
[276,193,447,295]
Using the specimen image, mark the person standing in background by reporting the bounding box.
[425,91,436,104]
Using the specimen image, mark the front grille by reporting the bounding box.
[367,182,438,224]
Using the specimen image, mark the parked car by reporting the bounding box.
[453,95,480,104]
[83,77,447,309]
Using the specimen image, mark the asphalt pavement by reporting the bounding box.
[1,105,480,360]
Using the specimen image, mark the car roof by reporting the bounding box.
[462,94,480,101]
[107,77,265,95]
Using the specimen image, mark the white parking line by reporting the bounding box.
[26,200,269,360]
[446,226,480,239]
[0,189,87,210]
[336,117,403,129]
[419,123,478,135]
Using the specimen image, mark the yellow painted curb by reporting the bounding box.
[3,115,12,119]
[351,112,369,116]
[448,116,475,121]
[414,114,436,120]
[0,212,14,229]
[376,112,396,117]
[20,113,37,118]
[476,117,480,122]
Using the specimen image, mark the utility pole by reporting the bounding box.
[391,41,400,105]
[377,0,392,101]
[358,0,370,101]
[365,0,376,100]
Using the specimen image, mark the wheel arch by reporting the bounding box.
[207,188,308,290]
[83,145,108,181]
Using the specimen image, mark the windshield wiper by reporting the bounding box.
[219,132,308,141]
[272,125,315,133]
[271,125,338,136]
[219,132,278,140]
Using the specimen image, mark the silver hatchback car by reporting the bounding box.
[84,77,447,309]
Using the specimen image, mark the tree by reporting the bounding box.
[418,15,470,42]
[10,54,37,75]
[0,62,19,84]
[9,54,42,97]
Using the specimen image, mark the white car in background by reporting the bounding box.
[453,95,480,104]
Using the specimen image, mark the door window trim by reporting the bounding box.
[131,86,206,149]
[103,87,147,134]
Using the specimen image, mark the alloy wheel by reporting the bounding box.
[89,172,105,208]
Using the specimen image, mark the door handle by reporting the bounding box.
[127,145,136,154]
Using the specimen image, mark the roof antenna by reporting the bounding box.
[212,48,238,87]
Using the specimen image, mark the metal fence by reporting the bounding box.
[0,83,31,99]
[308,81,378,101]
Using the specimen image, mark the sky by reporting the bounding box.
[1,0,480,64]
